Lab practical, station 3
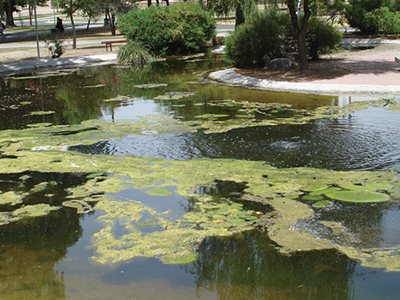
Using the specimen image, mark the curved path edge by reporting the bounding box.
[209,68,400,96]
[0,54,117,77]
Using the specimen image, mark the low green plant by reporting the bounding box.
[117,41,153,64]
[118,3,215,57]
[42,34,66,58]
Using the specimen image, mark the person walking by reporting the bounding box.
[0,21,6,42]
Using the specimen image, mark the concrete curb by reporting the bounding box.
[0,54,117,76]
[209,68,400,96]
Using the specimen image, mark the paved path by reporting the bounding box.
[0,54,117,76]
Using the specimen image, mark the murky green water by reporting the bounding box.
[0,54,400,299]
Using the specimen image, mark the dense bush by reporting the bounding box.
[344,0,400,35]
[225,9,341,67]
[224,9,290,67]
[345,3,380,34]
[306,18,342,61]
[371,7,400,35]
[118,3,215,57]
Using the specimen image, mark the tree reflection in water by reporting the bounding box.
[186,230,356,300]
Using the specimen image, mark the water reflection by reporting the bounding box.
[188,230,356,300]
[73,107,400,172]
[0,56,338,131]
[0,172,89,299]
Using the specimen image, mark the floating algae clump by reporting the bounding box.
[325,190,389,202]
[0,204,60,225]
[0,191,24,206]
[91,197,259,264]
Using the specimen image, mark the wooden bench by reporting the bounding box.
[101,39,127,51]
[395,57,400,64]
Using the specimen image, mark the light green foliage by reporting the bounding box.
[118,3,215,57]
[117,41,154,65]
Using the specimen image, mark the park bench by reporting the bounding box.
[395,56,400,64]
[101,39,127,51]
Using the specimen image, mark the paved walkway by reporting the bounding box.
[0,54,117,76]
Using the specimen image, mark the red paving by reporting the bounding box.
[309,52,400,86]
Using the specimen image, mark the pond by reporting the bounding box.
[0,53,400,299]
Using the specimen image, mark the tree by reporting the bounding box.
[286,0,311,70]
[3,0,22,26]
[54,0,89,49]
[205,0,257,26]
[82,0,136,36]
[1,0,47,27]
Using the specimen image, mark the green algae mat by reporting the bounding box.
[0,99,400,271]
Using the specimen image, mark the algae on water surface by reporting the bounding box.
[0,99,400,270]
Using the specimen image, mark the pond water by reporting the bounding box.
[0,54,400,299]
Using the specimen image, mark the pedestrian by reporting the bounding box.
[56,17,64,33]
[0,21,6,42]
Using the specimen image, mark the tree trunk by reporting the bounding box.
[5,0,16,27]
[235,4,245,26]
[287,0,311,71]
[29,1,32,26]
[148,0,151,7]
[70,15,76,49]
[165,0,169,5]
[107,11,116,36]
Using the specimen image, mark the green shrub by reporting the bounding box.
[372,6,400,35]
[306,18,342,61]
[344,4,379,34]
[224,9,290,67]
[344,0,400,34]
[225,9,341,67]
[117,41,153,64]
[118,3,215,57]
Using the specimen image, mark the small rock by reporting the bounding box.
[265,58,297,71]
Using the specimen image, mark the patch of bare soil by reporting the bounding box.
[235,43,400,83]
[235,60,352,83]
